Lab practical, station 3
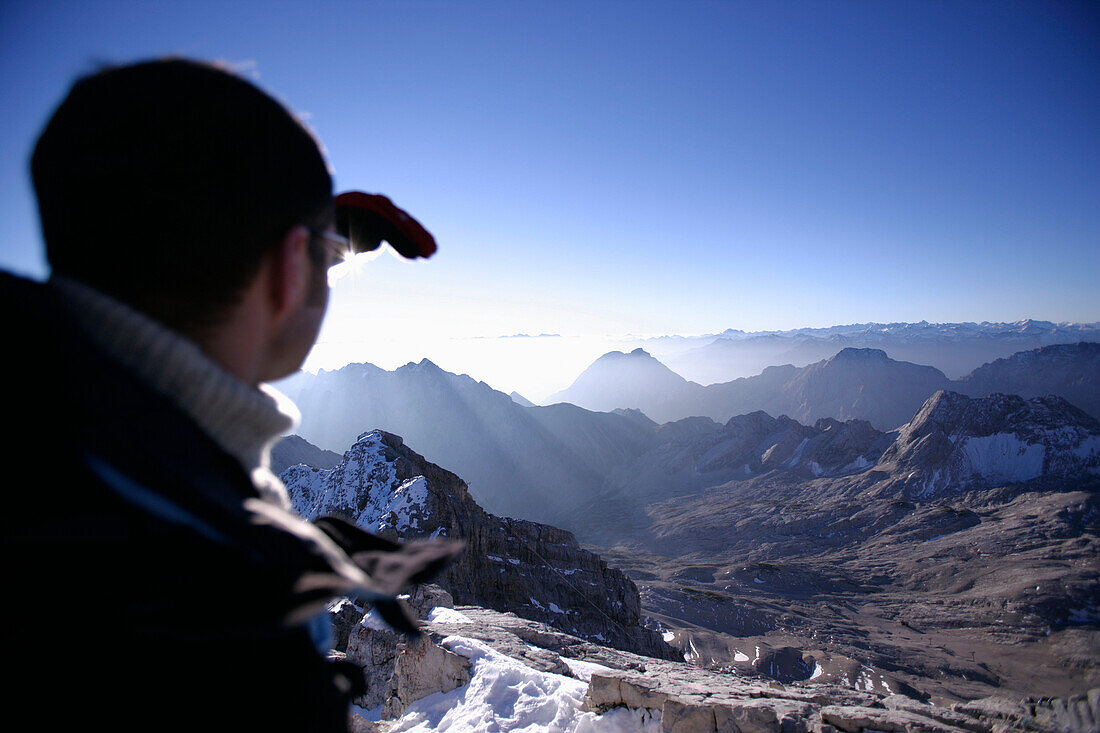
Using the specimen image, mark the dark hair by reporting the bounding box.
[32,58,333,332]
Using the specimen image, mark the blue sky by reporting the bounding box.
[1,1,1098,395]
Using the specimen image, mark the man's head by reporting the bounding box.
[32,58,334,336]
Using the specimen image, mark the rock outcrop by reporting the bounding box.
[350,597,1100,732]
[282,429,677,660]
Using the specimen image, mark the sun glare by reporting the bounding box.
[328,248,387,286]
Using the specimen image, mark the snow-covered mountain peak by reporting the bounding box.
[282,429,433,534]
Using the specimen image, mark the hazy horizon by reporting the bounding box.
[291,317,1100,403]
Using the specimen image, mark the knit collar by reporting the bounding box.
[49,276,298,505]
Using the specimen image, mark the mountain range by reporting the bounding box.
[276,342,1098,531]
[549,342,1100,428]
[647,320,1100,384]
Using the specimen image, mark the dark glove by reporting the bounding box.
[313,515,464,637]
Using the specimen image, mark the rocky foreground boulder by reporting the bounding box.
[281,429,677,660]
[333,588,1100,732]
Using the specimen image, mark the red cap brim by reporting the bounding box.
[334,191,437,259]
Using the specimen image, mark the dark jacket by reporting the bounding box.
[2,273,376,731]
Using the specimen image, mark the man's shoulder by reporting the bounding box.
[1,270,254,510]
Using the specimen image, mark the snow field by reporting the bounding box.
[384,636,663,732]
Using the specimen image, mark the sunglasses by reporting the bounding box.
[307,227,354,265]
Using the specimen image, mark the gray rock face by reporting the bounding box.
[344,611,471,715]
[282,430,678,660]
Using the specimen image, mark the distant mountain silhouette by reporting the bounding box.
[546,348,695,421]
[551,347,951,430]
[744,347,950,430]
[276,359,657,525]
[270,434,341,476]
[552,343,1100,430]
[509,391,536,407]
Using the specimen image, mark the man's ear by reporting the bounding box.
[267,225,312,322]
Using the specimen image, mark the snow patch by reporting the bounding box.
[428,607,474,625]
[562,658,617,683]
[961,433,1044,483]
[361,609,390,631]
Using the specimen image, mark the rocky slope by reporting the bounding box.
[281,429,676,660]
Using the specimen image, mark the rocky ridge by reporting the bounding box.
[281,429,676,660]
[579,411,897,542]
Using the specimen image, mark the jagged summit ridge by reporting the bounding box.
[281,430,435,535]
